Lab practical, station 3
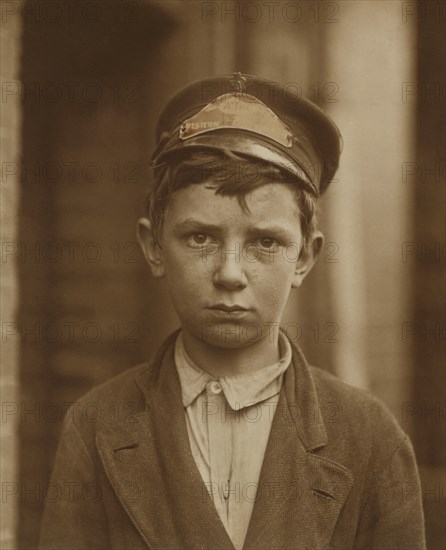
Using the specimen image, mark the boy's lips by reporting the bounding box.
[207,306,250,320]
[208,304,249,312]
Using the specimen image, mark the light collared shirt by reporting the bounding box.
[174,331,292,550]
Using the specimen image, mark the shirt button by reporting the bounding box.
[208,381,222,394]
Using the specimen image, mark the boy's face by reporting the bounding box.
[138,182,319,348]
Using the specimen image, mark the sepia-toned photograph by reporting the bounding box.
[1,1,445,549]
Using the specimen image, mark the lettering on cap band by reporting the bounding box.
[179,93,294,148]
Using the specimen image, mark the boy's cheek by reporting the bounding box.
[164,261,214,292]
[250,259,297,284]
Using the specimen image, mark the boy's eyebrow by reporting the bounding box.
[174,219,299,239]
[174,218,223,233]
[244,224,297,238]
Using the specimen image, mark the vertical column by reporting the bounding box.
[410,2,446,547]
[322,1,416,406]
[0,2,23,547]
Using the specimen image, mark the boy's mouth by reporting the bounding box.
[207,304,250,320]
[209,304,248,312]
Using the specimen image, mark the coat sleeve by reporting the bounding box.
[353,435,426,549]
[39,410,110,550]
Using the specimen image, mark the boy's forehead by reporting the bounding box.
[151,73,342,196]
[166,182,301,229]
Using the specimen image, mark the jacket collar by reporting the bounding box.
[174,329,292,409]
[283,334,328,451]
[95,330,352,549]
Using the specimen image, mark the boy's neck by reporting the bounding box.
[181,329,281,378]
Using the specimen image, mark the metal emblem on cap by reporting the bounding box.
[229,72,247,92]
[179,93,293,148]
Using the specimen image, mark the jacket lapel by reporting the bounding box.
[243,343,353,550]
[96,332,235,549]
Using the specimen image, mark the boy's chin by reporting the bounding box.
[195,321,265,349]
[201,336,254,350]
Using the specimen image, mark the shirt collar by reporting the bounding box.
[174,330,292,410]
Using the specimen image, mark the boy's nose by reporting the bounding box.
[212,249,248,291]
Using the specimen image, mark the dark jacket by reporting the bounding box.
[39,331,426,549]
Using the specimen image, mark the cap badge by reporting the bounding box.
[179,93,293,148]
[229,72,247,92]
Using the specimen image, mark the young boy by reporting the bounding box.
[40,74,426,549]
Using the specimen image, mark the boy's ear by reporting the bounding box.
[291,231,324,288]
[136,218,165,278]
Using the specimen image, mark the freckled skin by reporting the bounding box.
[150,182,314,374]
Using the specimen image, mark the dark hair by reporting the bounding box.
[147,149,318,252]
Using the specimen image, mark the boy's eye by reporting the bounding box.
[257,237,280,250]
[186,233,214,247]
[192,233,207,244]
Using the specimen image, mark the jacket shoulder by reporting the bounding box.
[76,362,149,407]
[80,362,150,402]
[61,362,151,443]
[308,365,409,462]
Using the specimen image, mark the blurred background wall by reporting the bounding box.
[1,1,444,548]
